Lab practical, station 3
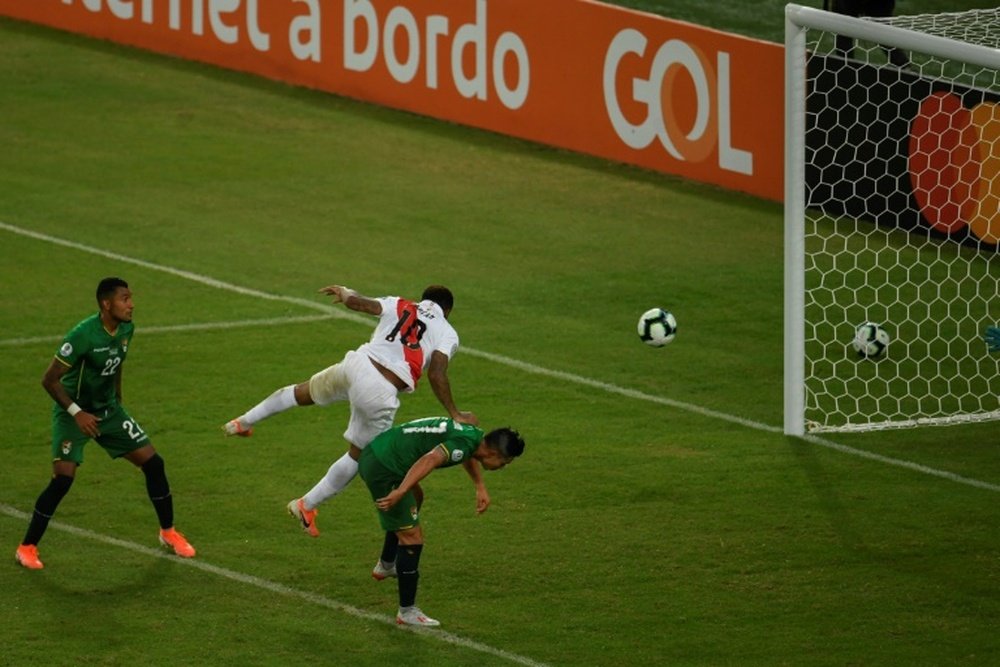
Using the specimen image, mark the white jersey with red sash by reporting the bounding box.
[357,297,459,392]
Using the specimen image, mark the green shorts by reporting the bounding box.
[358,448,420,532]
[51,403,150,464]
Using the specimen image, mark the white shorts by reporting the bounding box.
[308,350,401,448]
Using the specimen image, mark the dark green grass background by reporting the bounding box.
[1,3,998,666]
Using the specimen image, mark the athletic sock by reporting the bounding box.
[22,475,74,545]
[380,531,399,566]
[302,452,359,509]
[396,543,423,608]
[141,454,174,529]
[240,384,297,426]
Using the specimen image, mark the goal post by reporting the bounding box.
[784,4,1000,435]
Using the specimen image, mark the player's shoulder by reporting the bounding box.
[58,313,99,358]
[66,312,100,338]
[431,314,459,346]
[442,422,482,462]
[417,299,442,316]
[375,295,401,311]
[448,419,481,439]
[419,300,456,329]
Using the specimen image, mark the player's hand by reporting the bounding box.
[376,489,403,512]
[454,411,479,427]
[318,285,352,304]
[985,326,1000,353]
[474,485,491,515]
[74,411,101,438]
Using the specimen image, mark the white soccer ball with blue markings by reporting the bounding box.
[852,322,890,358]
[637,308,677,347]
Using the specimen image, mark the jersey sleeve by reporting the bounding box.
[435,429,479,467]
[375,296,398,319]
[435,324,459,358]
[54,325,89,368]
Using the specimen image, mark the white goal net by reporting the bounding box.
[784,5,1000,434]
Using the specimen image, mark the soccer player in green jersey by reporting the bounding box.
[14,277,196,570]
[358,416,524,627]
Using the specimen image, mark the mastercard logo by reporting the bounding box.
[909,91,1000,244]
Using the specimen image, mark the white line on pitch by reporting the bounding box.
[0,314,337,347]
[0,220,371,324]
[2,220,997,497]
[0,503,550,667]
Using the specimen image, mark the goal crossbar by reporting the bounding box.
[785,5,1000,71]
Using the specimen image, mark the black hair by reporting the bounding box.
[421,285,454,313]
[96,277,129,305]
[484,427,525,459]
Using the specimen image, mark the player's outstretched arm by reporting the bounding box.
[984,326,1000,353]
[318,285,382,315]
[427,351,478,425]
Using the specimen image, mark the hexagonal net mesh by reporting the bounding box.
[786,5,1000,432]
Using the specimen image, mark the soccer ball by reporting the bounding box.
[637,308,677,347]
[852,322,890,358]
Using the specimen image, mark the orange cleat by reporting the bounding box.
[287,498,319,537]
[159,528,196,558]
[15,544,44,570]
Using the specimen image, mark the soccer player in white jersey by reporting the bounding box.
[223,284,478,537]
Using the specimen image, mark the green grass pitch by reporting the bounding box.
[1,5,999,666]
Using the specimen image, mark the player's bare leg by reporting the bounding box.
[224,381,314,436]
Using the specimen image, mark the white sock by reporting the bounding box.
[240,385,297,426]
[302,452,359,509]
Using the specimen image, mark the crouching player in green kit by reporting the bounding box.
[359,416,525,627]
[14,277,195,570]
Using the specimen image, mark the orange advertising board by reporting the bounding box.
[0,0,784,200]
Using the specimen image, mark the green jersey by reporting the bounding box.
[54,313,134,412]
[368,417,484,476]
